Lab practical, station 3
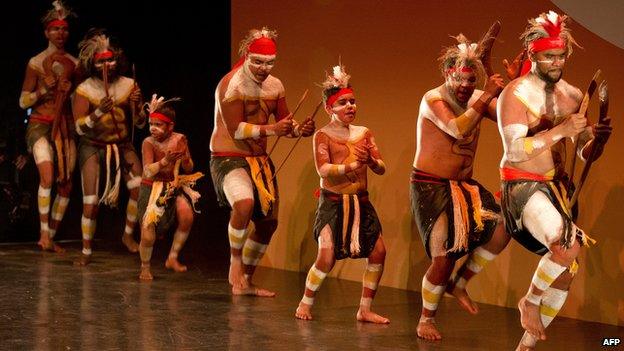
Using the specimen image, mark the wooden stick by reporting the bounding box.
[269,100,323,182]
[569,80,609,208]
[255,89,309,177]
[568,69,600,188]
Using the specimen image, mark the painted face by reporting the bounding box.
[45,25,68,49]
[532,48,567,83]
[245,54,276,82]
[446,69,477,104]
[149,118,173,141]
[94,56,117,79]
[327,92,357,125]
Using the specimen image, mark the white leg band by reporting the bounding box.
[522,191,564,247]
[228,223,247,250]
[360,297,373,307]
[32,137,53,164]
[83,195,98,205]
[301,295,314,306]
[82,248,92,255]
[223,168,254,206]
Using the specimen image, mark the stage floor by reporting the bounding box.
[0,242,621,350]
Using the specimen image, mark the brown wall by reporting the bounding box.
[231,0,624,326]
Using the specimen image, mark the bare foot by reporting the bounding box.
[228,257,248,290]
[165,257,187,272]
[73,254,92,266]
[515,342,535,351]
[295,301,313,320]
[446,283,479,314]
[357,309,390,324]
[37,235,51,251]
[139,265,153,280]
[518,296,546,341]
[417,317,442,340]
[122,234,139,253]
[38,240,65,254]
[232,284,276,297]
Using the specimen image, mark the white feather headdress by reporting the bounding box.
[145,94,182,114]
[42,1,75,24]
[322,64,351,90]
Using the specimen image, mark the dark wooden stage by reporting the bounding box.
[0,242,621,350]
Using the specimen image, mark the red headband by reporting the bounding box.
[446,66,474,74]
[248,37,277,55]
[47,19,68,29]
[94,50,113,60]
[326,88,354,107]
[528,37,565,53]
[149,112,173,124]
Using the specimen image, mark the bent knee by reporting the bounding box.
[232,198,254,216]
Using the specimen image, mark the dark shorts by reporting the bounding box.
[209,155,279,221]
[501,179,577,255]
[410,169,500,259]
[312,189,382,260]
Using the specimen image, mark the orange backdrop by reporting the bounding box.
[231,0,624,326]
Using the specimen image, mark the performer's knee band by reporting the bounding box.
[527,253,566,305]
[81,215,96,240]
[242,239,268,266]
[363,263,383,290]
[32,138,53,165]
[228,223,247,250]
[38,186,51,216]
[169,230,190,259]
[421,276,445,311]
[83,195,98,205]
[126,199,138,223]
[126,174,141,190]
[51,196,70,222]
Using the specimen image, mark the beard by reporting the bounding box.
[537,68,563,84]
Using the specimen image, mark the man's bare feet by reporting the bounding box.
[228,257,248,290]
[446,283,479,314]
[165,257,187,272]
[73,254,92,266]
[515,332,537,351]
[231,284,276,297]
[295,301,313,320]
[38,239,65,254]
[417,317,442,340]
[139,265,153,280]
[37,234,51,251]
[356,309,390,324]
[518,296,546,341]
[122,234,139,253]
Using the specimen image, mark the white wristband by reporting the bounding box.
[85,116,95,128]
[94,109,104,117]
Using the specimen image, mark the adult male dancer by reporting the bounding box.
[72,29,144,265]
[20,1,78,252]
[497,11,612,350]
[410,34,510,340]
[210,27,315,296]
